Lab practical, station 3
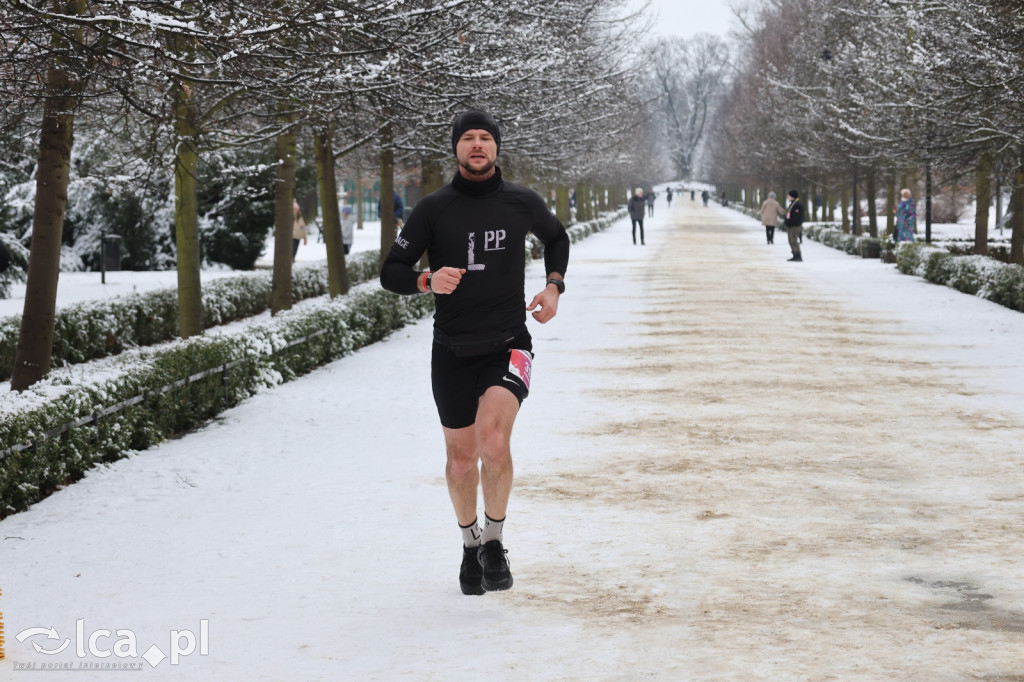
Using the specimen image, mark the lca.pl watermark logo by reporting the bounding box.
[12,618,209,670]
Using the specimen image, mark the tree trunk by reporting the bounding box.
[555,185,571,225]
[417,153,446,270]
[356,168,364,231]
[378,123,395,266]
[1009,159,1024,266]
[885,169,896,237]
[421,153,445,197]
[995,172,1003,233]
[840,183,850,233]
[10,0,86,391]
[315,129,349,297]
[866,169,878,238]
[271,124,297,314]
[852,168,860,236]
[900,170,915,198]
[173,79,204,337]
[975,153,991,256]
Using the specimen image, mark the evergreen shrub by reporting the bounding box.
[0,286,433,517]
[896,242,1024,312]
[0,250,380,380]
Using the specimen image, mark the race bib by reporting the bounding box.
[508,349,533,391]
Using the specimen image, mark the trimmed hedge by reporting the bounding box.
[0,251,381,380]
[529,210,623,256]
[0,286,433,517]
[896,242,1024,312]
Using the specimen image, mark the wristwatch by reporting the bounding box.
[425,271,434,292]
[546,277,565,294]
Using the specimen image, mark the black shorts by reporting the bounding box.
[431,328,533,429]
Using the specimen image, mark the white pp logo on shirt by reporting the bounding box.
[466,230,506,271]
[484,230,506,251]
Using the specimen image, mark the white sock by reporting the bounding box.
[460,518,482,547]
[482,514,505,544]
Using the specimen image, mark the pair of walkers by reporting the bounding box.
[380,109,570,595]
[760,190,805,261]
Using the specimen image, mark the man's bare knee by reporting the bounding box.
[448,453,478,479]
[477,428,510,464]
[445,428,479,475]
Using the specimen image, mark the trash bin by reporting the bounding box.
[103,235,122,271]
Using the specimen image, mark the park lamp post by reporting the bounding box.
[100,229,122,284]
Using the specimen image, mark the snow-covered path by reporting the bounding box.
[2,198,1023,680]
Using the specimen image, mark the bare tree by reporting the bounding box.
[650,35,729,180]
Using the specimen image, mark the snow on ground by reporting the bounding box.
[2,196,1023,680]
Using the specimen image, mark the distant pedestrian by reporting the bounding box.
[894,189,916,242]
[784,189,804,262]
[340,204,355,254]
[628,188,646,245]
[759,192,785,245]
[720,191,727,206]
[691,189,695,201]
[378,191,405,228]
[701,190,709,206]
[666,187,673,207]
[645,189,655,217]
[292,200,307,262]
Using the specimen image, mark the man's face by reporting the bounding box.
[455,129,498,179]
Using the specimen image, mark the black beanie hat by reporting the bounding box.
[451,109,501,156]
[788,189,799,198]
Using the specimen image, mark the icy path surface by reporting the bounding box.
[3,199,1023,680]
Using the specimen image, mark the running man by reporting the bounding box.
[380,109,570,595]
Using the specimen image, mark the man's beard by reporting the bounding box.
[459,157,495,178]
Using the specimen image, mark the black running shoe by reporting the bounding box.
[460,545,485,595]
[478,540,513,592]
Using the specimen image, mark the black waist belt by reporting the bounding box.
[434,324,527,358]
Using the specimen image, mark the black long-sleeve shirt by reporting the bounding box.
[380,167,570,336]
[785,198,804,227]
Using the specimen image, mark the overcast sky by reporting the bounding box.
[631,0,737,41]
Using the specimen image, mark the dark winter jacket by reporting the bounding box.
[627,194,646,221]
[785,198,804,228]
[377,192,405,223]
